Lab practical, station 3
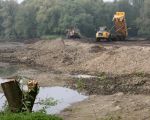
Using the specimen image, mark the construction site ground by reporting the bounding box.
[0,39,150,120]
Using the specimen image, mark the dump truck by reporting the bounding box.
[66,27,81,39]
[96,12,128,41]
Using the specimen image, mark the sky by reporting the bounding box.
[17,0,114,4]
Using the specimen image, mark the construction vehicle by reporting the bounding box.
[96,26,110,41]
[96,12,128,41]
[66,27,81,39]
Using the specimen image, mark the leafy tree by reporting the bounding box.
[1,0,18,40]
[136,0,150,36]
[15,4,37,39]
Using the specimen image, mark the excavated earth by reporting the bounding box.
[1,39,150,120]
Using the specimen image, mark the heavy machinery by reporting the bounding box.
[66,27,81,39]
[96,12,128,41]
[96,26,110,41]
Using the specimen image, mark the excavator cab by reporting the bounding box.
[96,26,110,41]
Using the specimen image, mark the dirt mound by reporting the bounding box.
[83,46,150,74]
[1,39,150,74]
[14,39,100,73]
[70,73,150,95]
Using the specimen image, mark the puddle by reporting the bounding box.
[71,74,100,79]
[0,94,5,110]
[33,87,87,114]
[0,78,87,114]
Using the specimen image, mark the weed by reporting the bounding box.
[76,79,85,90]
[36,97,58,113]
[134,72,146,77]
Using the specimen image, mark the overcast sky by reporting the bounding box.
[17,0,114,4]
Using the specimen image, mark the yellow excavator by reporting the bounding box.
[96,12,128,41]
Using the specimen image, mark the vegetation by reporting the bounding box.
[0,0,149,41]
[100,115,122,120]
[0,112,62,120]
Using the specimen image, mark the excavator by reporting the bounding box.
[96,12,128,41]
[66,27,81,39]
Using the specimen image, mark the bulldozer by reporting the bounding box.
[66,27,81,39]
[96,12,128,41]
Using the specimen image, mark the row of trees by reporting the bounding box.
[0,0,149,41]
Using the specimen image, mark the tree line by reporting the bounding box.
[0,0,149,41]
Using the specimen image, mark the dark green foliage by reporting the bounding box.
[136,0,150,36]
[0,0,149,41]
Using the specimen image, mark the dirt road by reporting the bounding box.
[1,39,150,120]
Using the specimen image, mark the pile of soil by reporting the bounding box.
[83,46,150,74]
[11,39,150,74]
[13,39,100,73]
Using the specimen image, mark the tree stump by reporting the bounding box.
[1,80,23,112]
[1,79,39,113]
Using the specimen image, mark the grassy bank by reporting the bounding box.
[0,112,63,120]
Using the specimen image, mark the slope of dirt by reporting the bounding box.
[13,39,100,73]
[2,39,150,74]
[83,45,150,74]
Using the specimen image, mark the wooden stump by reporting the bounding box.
[1,80,23,112]
[1,79,39,113]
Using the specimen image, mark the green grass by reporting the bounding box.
[0,112,63,120]
[76,79,85,91]
[40,35,65,40]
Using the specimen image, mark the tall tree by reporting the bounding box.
[1,0,18,40]
[136,0,150,36]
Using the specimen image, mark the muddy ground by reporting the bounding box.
[1,39,150,120]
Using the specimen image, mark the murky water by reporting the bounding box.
[0,78,87,114]
[33,87,87,114]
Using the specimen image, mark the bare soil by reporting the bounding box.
[11,39,150,74]
[70,73,150,95]
[60,94,150,120]
[1,39,150,119]
[1,39,150,74]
